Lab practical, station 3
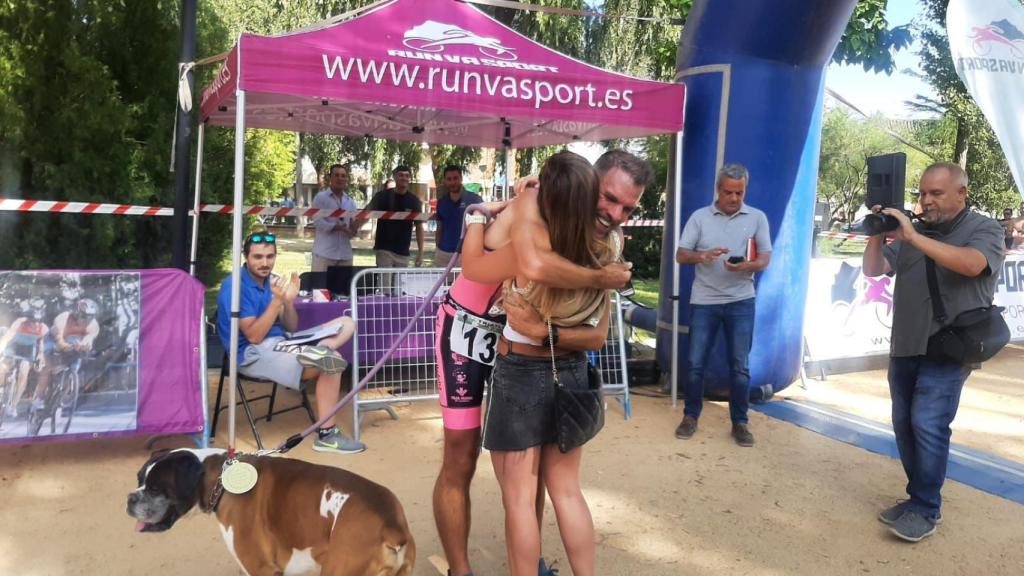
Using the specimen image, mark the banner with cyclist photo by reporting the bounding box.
[0,271,141,440]
[804,255,1024,362]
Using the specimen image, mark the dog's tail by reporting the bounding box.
[380,529,415,576]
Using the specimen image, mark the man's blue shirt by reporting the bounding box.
[436,189,483,252]
[217,266,286,354]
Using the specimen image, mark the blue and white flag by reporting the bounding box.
[947,0,1024,199]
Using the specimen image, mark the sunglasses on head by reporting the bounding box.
[247,232,276,244]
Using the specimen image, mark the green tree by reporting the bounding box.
[0,0,180,270]
[912,0,1020,212]
[817,108,933,225]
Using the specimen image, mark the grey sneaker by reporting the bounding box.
[888,509,937,542]
[731,424,755,447]
[312,427,366,454]
[296,345,348,374]
[878,501,942,526]
[675,416,698,439]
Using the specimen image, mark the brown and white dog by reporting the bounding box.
[127,448,415,575]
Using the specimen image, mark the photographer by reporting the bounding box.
[863,162,1005,543]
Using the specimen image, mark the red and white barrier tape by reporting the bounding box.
[0,197,665,227]
[0,198,173,216]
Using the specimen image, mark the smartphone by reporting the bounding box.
[727,256,745,264]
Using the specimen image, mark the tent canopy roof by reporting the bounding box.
[200,0,684,148]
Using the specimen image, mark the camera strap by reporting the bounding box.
[924,257,948,325]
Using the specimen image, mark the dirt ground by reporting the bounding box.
[1,350,1023,576]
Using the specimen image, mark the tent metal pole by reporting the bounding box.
[228,89,247,450]
[189,122,206,277]
[671,129,683,408]
[502,120,512,200]
[171,0,196,272]
[503,146,512,200]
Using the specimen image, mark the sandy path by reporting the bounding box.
[1,365,1022,575]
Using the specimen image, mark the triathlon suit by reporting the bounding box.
[6,320,46,361]
[434,275,504,430]
[44,313,91,357]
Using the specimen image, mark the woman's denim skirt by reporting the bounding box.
[482,351,589,451]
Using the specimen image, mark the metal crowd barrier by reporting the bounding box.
[348,267,632,440]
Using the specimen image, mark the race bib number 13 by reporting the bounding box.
[449,310,501,366]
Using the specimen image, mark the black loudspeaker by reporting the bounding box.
[865,152,907,209]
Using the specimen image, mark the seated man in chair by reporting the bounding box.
[217,230,364,454]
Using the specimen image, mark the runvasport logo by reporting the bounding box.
[969,19,1024,59]
[402,20,518,61]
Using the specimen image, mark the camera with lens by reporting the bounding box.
[862,209,916,236]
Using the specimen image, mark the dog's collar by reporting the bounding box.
[207,477,226,513]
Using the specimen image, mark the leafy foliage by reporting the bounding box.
[833,0,913,74]
[912,0,1021,212]
[817,108,934,226]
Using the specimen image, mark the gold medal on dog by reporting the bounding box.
[221,461,258,494]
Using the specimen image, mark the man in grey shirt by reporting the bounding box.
[863,162,1005,543]
[674,163,772,447]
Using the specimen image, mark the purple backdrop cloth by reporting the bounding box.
[0,268,205,444]
[294,295,442,364]
[136,269,205,436]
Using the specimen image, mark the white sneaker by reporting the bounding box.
[296,345,348,374]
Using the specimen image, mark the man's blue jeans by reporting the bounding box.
[684,298,755,424]
[888,356,971,518]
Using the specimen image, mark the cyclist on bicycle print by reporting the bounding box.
[30,298,100,414]
[0,299,49,420]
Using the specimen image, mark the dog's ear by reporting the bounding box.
[137,449,173,487]
[174,452,205,508]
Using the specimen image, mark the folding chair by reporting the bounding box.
[210,351,317,450]
[210,310,316,450]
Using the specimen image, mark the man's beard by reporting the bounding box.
[920,208,948,226]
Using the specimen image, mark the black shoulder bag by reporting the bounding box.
[924,257,1009,365]
[547,321,604,453]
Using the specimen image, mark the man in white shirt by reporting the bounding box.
[311,164,362,271]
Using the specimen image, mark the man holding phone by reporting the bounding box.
[674,163,772,446]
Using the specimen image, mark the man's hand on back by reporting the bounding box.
[597,261,633,290]
[504,292,546,342]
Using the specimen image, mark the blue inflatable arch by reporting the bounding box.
[657,0,860,400]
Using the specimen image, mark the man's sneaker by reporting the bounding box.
[30,398,45,412]
[296,345,348,374]
[312,427,366,454]
[731,424,755,447]
[888,508,937,542]
[878,501,942,526]
[675,416,698,439]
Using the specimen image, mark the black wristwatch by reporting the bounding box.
[542,324,560,348]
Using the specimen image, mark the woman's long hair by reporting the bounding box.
[528,151,610,321]
[537,151,600,268]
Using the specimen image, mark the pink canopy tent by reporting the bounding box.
[193,0,685,449]
[199,0,684,147]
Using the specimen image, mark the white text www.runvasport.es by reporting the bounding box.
[322,54,634,111]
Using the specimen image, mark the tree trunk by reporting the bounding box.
[953,118,969,168]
